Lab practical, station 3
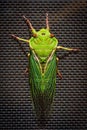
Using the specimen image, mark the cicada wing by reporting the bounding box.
[29,52,42,114]
[43,54,57,112]
[29,52,57,116]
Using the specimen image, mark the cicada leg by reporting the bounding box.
[56,46,79,78]
[56,57,62,79]
[24,53,30,75]
[11,34,29,43]
[56,46,79,52]
[10,34,29,57]
[24,67,29,75]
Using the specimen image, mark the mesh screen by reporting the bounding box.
[0,0,87,129]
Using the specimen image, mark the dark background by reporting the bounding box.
[0,0,87,129]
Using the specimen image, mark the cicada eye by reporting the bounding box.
[50,33,54,38]
[33,34,37,38]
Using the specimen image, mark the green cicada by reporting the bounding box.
[11,13,79,116]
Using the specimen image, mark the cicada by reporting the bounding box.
[11,13,79,117]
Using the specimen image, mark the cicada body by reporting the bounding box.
[11,13,79,117]
[28,27,58,116]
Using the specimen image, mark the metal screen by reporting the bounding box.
[0,0,87,129]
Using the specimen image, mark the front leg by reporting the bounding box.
[57,46,79,52]
[11,34,29,57]
[11,34,29,43]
